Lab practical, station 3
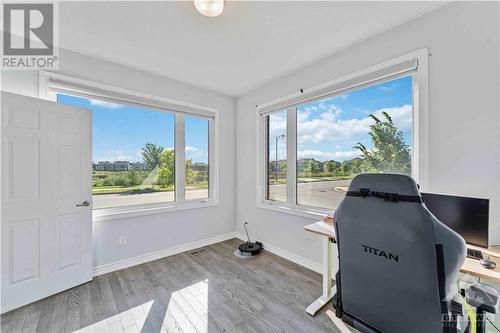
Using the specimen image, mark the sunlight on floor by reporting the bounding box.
[166,279,209,332]
[73,279,209,332]
[73,300,154,332]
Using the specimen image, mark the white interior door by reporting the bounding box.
[1,92,92,313]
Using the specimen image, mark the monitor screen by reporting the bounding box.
[422,192,489,248]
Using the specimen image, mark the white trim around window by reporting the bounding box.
[39,71,219,222]
[255,48,430,218]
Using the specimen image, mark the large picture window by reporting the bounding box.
[261,56,423,213]
[58,94,177,210]
[56,93,214,212]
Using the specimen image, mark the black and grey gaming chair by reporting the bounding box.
[332,173,499,333]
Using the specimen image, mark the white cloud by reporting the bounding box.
[90,99,123,109]
[300,101,342,116]
[185,146,207,161]
[374,105,412,131]
[267,104,412,162]
[185,145,199,152]
[297,150,360,162]
[297,104,412,145]
[268,111,287,135]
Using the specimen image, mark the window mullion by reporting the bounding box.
[175,114,186,204]
[287,107,297,207]
[263,115,270,201]
[208,117,216,201]
[411,72,420,186]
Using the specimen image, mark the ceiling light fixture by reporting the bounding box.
[194,0,224,17]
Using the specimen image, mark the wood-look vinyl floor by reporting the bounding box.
[1,239,347,333]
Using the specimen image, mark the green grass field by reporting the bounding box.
[92,185,174,195]
[92,170,208,195]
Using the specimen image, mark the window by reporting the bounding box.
[185,116,209,201]
[295,75,412,209]
[259,54,425,214]
[54,91,215,213]
[265,110,287,202]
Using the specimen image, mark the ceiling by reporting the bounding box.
[59,1,448,97]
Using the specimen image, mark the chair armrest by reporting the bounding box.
[466,283,500,314]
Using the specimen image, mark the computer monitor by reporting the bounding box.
[421,192,489,248]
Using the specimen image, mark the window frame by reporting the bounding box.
[257,49,429,218]
[39,71,218,222]
[263,109,290,204]
[183,113,212,203]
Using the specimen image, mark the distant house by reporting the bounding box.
[92,163,98,171]
[113,161,130,171]
[97,161,115,171]
[191,163,208,172]
[130,162,146,171]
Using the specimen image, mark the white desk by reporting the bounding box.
[304,221,337,315]
[304,220,500,316]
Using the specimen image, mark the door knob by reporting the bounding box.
[76,201,90,207]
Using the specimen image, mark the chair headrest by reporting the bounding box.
[348,173,420,197]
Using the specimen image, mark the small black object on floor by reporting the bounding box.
[238,241,263,257]
[237,221,262,257]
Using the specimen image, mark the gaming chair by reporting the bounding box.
[332,173,499,333]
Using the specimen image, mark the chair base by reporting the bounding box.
[333,304,472,333]
[340,312,382,333]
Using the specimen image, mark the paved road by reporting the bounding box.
[93,189,209,209]
[93,180,351,210]
[269,179,351,210]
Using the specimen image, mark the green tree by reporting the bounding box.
[353,112,411,175]
[141,142,164,171]
[349,158,364,174]
[185,159,195,185]
[324,160,341,176]
[340,161,350,176]
[304,159,322,176]
[157,149,175,186]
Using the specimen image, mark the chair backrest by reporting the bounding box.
[334,173,466,333]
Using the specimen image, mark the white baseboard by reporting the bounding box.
[93,231,322,277]
[93,232,237,276]
[234,232,322,274]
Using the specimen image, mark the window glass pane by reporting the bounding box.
[296,75,413,209]
[185,116,209,201]
[266,110,287,201]
[57,94,175,210]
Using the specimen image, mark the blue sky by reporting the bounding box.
[269,75,413,162]
[57,94,208,164]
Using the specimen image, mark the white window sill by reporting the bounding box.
[92,200,219,223]
[256,201,330,220]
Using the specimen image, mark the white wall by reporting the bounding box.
[1,49,237,270]
[236,2,500,266]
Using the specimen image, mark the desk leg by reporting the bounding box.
[306,236,335,315]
